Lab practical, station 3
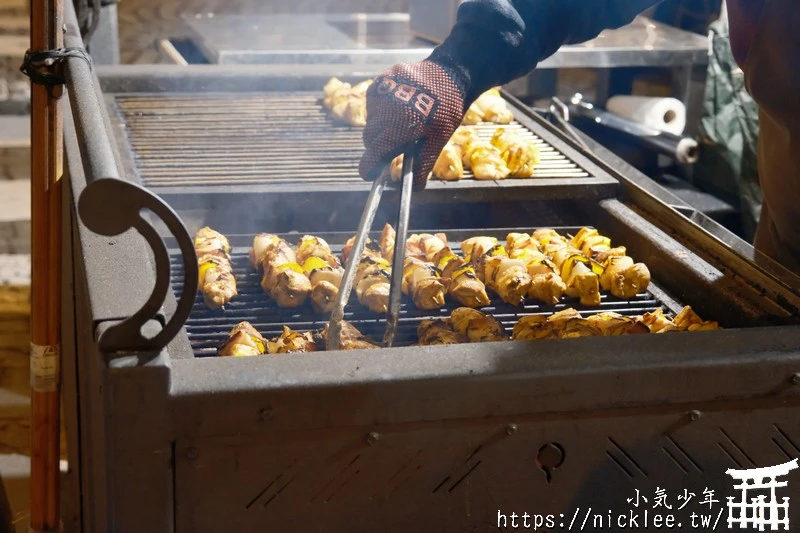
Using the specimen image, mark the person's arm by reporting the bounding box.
[430,0,664,103]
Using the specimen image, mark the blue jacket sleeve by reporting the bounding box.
[429,0,664,102]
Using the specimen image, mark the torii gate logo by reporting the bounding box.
[726,458,798,530]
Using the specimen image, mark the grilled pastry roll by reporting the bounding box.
[465,140,511,180]
[640,308,682,333]
[585,312,649,336]
[402,257,448,310]
[381,223,396,261]
[319,321,380,350]
[433,247,491,307]
[195,227,238,309]
[490,128,540,178]
[538,232,602,307]
[417,319,467,345]
[600,256,651,299]
[672,306,720,331]
[218,322,267,357]
[267,326,318,354]
[506,232,566,305]
[295,235,344,313]
[251,233,311,308]
[354,255,392,313]
[341,235,382,265]
[331,95,367,127]
[467,239,531,306]
[450,307,507,342]
[570,228,651,299]
[392,142,464,181]
[461,88,514,125]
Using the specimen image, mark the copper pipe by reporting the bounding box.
[29,0,64,529]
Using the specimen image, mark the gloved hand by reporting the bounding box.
[358,60,468,191]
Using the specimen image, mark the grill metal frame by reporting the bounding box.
[60,60,800,533]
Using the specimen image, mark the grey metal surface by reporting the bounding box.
[182,12,709,69]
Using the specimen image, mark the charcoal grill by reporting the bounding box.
[57,6,800,531]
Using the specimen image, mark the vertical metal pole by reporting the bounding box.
[29,0,64,529]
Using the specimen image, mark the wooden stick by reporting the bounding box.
[29,0,64,529]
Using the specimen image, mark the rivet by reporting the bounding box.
[185,447,198,460]
[506,424,518,435]
[791,373,800,386]
[366,432,380,445]
[259,407,275,422]
[688,410,702,421]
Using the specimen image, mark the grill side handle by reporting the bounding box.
[78,179,198,352]
[64,0,197,352]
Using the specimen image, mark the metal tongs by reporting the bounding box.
[326,150,415,350]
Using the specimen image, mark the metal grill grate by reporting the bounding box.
[115,93,591,188]
[170,228,680,357]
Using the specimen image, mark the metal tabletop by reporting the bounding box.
[182,12,709,69]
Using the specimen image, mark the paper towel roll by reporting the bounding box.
[606,96,687,136]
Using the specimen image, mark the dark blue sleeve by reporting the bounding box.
[429,0,664,102]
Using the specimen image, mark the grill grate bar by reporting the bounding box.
[173,233,673,357]
[116,93,592,188]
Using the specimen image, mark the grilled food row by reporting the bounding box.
[217,304,719,356]
[195,226,653,313]
[322,77,513,127]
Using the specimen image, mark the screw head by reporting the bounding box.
[185,447,198,460]
[506,424,518,435]
[791,373,800,386]
[259,407,275,422]
[688,410,702,421]
[366,432,380,445]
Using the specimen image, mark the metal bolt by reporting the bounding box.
[366,432,380,445]
[259,407,275,422]
[791,373,800,386]
[688,410,702,421]
[506,424,518,435]
[185,447,198,460]
[108,240,116,246]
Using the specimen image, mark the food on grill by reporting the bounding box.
[585,312,650,336]
[570,227,651,299]
[408,232,449,262]
[321,77,371,127]
[534,229,601,306]
[417,319,467,345]
[380,223,396,261]
[513,308,648,341]
[355,255,392,313]
[194,226,238,309]
[490,129,541,178]
[391,140,465,182]
[463,139,511,180]
[218,322,267,357]
[319,321,380,350]
[341,235,382,264]
[462,88,514,125]
[600,256,651,299]
[267,326,318,354]
[506,232,566,305]
[642,306,720,333]
[402,257,448,310]
[433,246,491,307]
[464,237,532,306]
[295,236,344,313]
[450,308,507,342]
[251,233,312,308]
